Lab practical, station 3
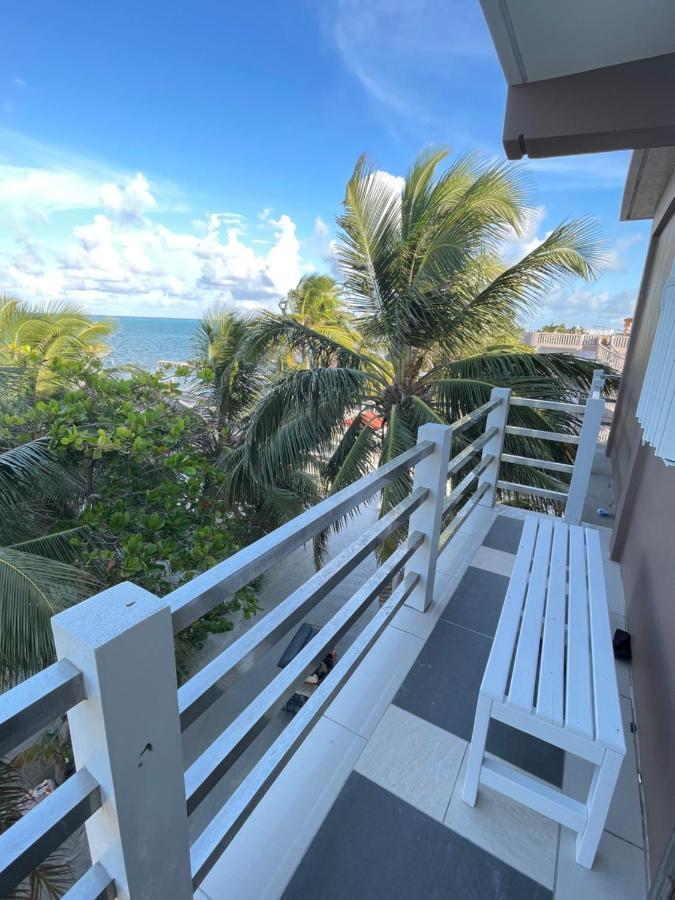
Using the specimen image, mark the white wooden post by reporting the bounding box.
[576,749,623,867]
[404,423,453,612]
[52,583,192,900]
[462,694,492,806]
[565,371,606,526]
[477,388,511,507]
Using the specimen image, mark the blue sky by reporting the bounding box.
[0,0,648,327]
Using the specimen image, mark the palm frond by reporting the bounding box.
[0,548,95,683]
[0,441,80,509]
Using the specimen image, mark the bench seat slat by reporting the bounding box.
[565,526,594,739]
[535,520,568,726]
[586,528,625,753]
[508,518,554,713]
[481,516,538,701]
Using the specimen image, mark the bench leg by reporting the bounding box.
[575,749,623,868]
[462,695,491,806]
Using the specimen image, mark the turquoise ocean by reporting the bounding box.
[103,316,200,369]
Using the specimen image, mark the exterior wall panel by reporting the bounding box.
[609,167,675,880]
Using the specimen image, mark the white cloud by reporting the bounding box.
[0,127,183,226]
[100,172,156,224]
[0,167,312,315]
[333,0,491,124]
[604,233,643,272]
[526,286,636,332]
[0,130,328,316]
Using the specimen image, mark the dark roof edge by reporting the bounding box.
[621,148,675,221]
[503,53,675,162]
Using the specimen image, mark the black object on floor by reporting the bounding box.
[613,628,632,661]
[284,693,309,716]
[278,622,320,668]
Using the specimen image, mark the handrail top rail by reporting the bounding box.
[505,425,580,445]
[168,439,435,633]
[451,397,502,435]
[0,660,85,760]
[509,397,586,414]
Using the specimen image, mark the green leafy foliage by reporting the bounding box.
[0,358,261,682]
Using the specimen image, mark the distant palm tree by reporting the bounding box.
[0,440,94,685]
[0,296,113,399]
[228,149,606,539]
[193,308,324,526]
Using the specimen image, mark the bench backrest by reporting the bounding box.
[482,516,625,753]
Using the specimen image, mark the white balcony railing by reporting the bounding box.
[525,332,630,372]
[0,374,607,900]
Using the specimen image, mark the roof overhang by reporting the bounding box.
[502,53,675,161]
[621,147,675,221]
[479,0,675,160]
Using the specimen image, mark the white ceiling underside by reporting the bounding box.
[479,0,675,85]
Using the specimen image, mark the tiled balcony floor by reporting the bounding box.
[197,508,647,900]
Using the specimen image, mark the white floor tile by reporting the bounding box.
[200,716,366,900]
[325,624,424,739]
[455,503,497,538]
[562,697,644,849]
[355,705,467,822]
[555,828,646,900]
[436,529,483,578]
[494,504,539,521]
[471,545,515,577]
[445,755,558,889]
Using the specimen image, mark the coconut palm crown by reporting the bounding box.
[0,296,113,399]
[219,149,608,538]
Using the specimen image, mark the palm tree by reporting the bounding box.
[0,758,72,897]
[192,308,269,449]
[227,149,607,541]
[0,440,95,685]
[0,296,113,400]
[282,275,357,357]
[193,308,324,527]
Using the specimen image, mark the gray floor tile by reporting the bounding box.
[394,618,492,741]
[483,515,525,554]
[441,566,510,637]
[283,772,550,900]
[393,619,564,786]
[488,720,564,788]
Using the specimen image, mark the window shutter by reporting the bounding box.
[636,275,675,465]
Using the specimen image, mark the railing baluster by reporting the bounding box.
[404,423,454,611]
[477,387,511,507]
[52,584,192,900]
[564,371,606,525]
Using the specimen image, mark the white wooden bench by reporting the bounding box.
[462,516,626,868]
